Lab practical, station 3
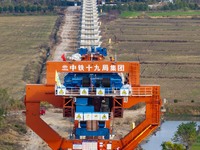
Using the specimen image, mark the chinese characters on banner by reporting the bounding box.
[61,64,125,72]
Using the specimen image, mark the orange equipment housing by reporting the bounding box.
[25,51,162,150]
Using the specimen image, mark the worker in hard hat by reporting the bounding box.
[101,99,109,112]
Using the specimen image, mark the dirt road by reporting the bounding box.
[22,109,73,150]
[53,6,80,61]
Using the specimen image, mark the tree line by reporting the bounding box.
[0,0,81,14]
[0,4,54,14]
[161,1,199,11]
[99,1,200,12]
[0,0,70,6]
[100,3,149,12]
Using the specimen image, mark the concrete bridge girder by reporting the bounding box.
[79,0,102,47]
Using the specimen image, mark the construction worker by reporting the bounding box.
[110,56,114,61]
[101,100,109,112]
[122,81,132,94]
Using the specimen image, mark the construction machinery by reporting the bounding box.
[25,0,162,149]
[25,46,162,150]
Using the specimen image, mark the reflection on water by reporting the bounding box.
[141,121,200,150]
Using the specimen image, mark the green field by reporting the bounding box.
[120,10,200,18]
[192,145,200,150]
[148,10,200,17]
[0,16,57,99]
[120,11,141,18]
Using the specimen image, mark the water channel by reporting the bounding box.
[141,119,200,150]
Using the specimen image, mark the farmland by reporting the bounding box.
[120,10,200,18]
[101,17,200,107]
[0,16,57,99]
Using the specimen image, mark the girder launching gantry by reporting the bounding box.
[25,47,162,150]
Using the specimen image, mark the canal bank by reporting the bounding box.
[141,120,200,150]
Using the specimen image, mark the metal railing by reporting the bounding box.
[55,86,153,97]
[132,87,153,96]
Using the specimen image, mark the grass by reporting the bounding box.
[148,10,200,17]
[120,11,141,18]
[0,16,57,99]
[192,135,200,150]
[165,103,200,116]
[120,10,200,18]
[0,115,27,149]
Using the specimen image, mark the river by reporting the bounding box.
[141,120,200,150]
